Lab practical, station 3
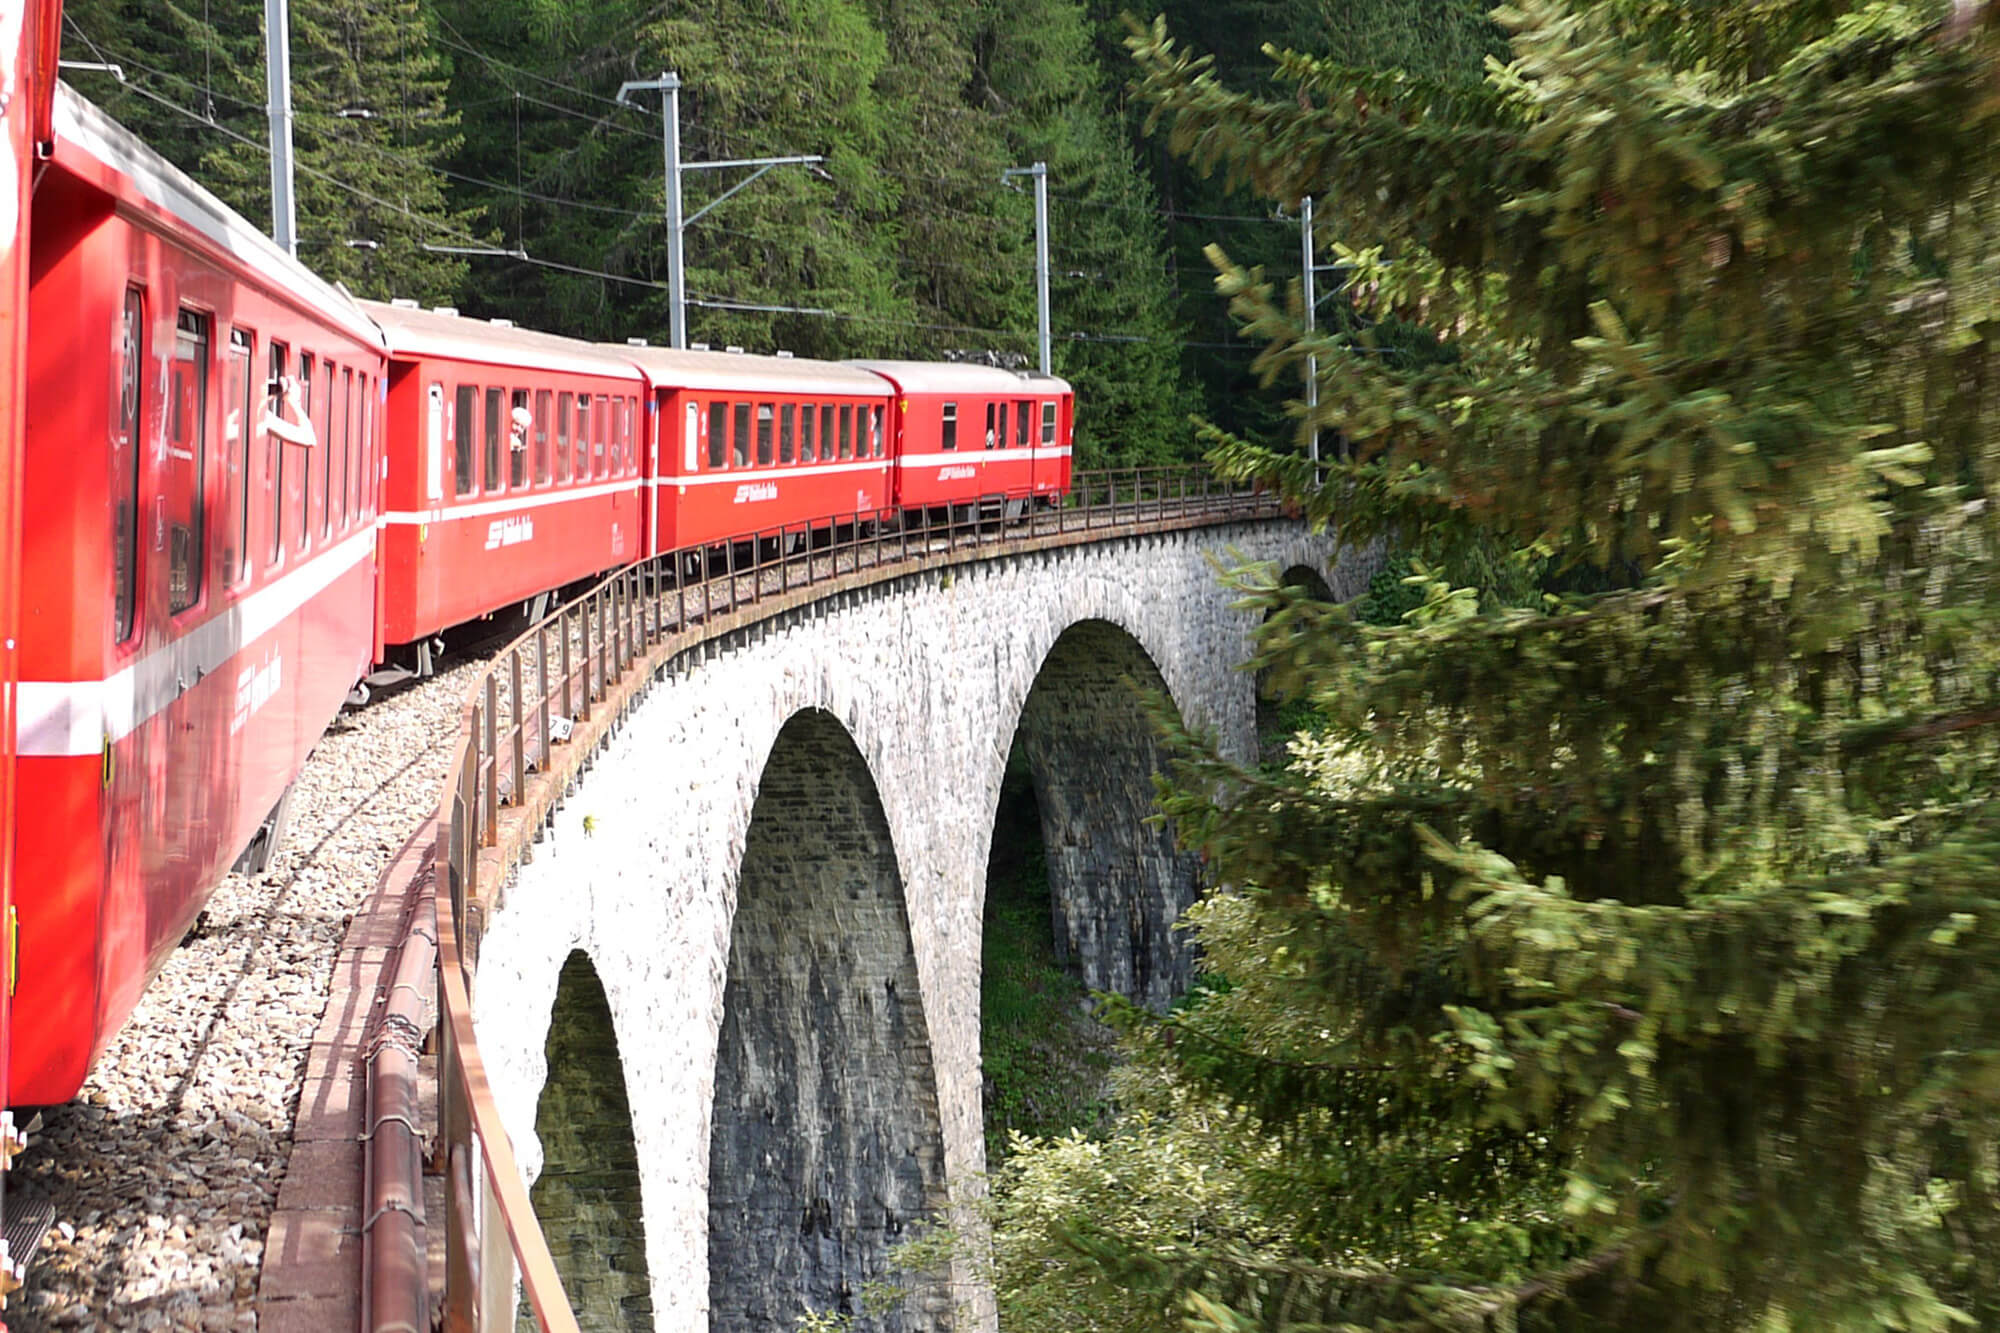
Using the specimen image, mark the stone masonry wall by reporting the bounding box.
[468,522,1377,1332]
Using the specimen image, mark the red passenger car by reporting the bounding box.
[851,362,1074,520]
[13,89,384,1105]
[366,301,647,674]
[630,346,895,554]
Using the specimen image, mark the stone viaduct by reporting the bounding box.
[462,519,1375,1331]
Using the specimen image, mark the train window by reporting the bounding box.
[1042,401,1057,445]
[630,397,642,476]
[484,387,504,491]
[871,406,885,457]
[780,404,796,464]
[533,390,552,485]
[320,361,337,537]
[167,310,209,615]
[593,395,609,476]
[510,389,530,488]
[357,376,372,518]
[941,402,958,451]
[755,404,774,466]
[336,368,352,528]
[799,403,816,463]
[838,404,853,460]
[111,288,145,641]
[225,330,252,585]
[983,402,996,449]
[1016,399,1032,447]
[820,405,835,463]
[608,397,623,475]
[709,402,727,469]
[269,343,288,563]
[454,385,477,496]
[556,392,572,483]
[297,353,315,551]
[733,403,751,467]
[573,396,590,478]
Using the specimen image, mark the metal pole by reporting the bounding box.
[1032,162,1051,376]
[1301,195,1318,464]
[662,73,685,350]
[264,0,298,257]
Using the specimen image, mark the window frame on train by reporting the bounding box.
[167,307,210,616]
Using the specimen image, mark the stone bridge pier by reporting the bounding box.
[466,522,1373,1331]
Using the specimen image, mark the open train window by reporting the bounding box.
[296,353,315,551]
[755,404,774,466]
[573,396,590,479]
[709,402,727,470]
[984,402,997,449]
[608,397,624,475]
[838,404,853,460]
[779,405,796,464]
[1042,401,1057,445]
[510,389,530,488]
[556,392,572,483]
[454,385,477,496]
[111,288,144,642]
[167,310,210,614]
[224,330,252,586]
[733,403,751,468]
[871,406,885,457]
[941,402,958,451]
[269,343,289,563]
[799,403,816,463]
[533,391,552,485]
[484,387,504,491]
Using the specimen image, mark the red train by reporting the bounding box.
[7,87,1074,1110]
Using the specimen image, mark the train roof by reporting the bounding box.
[360,300,646,382]
[624,344,890,398]
[51,85,384,351]
[844,360,1072,397]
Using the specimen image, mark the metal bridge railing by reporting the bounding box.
[387,464,1283,1331]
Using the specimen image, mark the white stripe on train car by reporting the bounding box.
[898,447,1053,466]
[18,528,376,758]
[381,478,639,525]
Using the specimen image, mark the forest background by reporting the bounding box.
[52,0,1499,468]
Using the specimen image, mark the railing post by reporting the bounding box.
[481,678,499,843]
[578,605,593,721]
[508,650,525,803]
[536,625,551,770]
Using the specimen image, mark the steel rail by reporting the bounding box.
[390,464,1286,1331]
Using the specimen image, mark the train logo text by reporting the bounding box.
[484,516,535,551]
[937,465,977,482]
[231,653,282,737]
[733,482,779,504]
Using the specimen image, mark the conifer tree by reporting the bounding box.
[987,1,2000,1328]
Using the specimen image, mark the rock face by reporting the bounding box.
[469,521,1376,1332]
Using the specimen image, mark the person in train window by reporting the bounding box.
[510,405,531,451]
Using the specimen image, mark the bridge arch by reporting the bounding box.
[709,708,949,1331]
[527,949,655,1331]
[1002,618,1202,1010]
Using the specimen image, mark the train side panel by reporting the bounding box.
[13,92,379,1105]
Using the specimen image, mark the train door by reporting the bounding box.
[425,383,444,506]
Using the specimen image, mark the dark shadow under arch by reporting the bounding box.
[709,709,948,1332]
[1009,619,1204,1012]
[528,949,654,1331]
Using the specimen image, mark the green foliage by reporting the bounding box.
[990,0,2000,1328]
[65,0,478,300]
